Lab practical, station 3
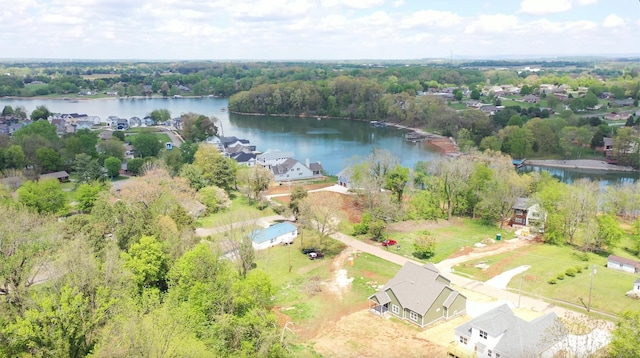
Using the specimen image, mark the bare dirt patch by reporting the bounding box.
[310,310,448,358]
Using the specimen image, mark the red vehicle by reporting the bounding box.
[381,239,397,246]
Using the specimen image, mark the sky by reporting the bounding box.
[1,0,639,61]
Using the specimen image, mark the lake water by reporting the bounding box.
[1,97,638,182]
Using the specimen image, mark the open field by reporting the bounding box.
[384,217,514,263]
[453,243,639,315]
[196,195,274,228]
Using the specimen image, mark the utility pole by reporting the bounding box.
[518,273,523,308]
[588,265,597,312]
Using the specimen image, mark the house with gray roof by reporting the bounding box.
[511,197,544,228]
[270,158,323,182]
[451,304,560,358]
[368,262,466,328]
[607,254,640,274]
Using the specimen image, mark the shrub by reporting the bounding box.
[575,266,583,273]
[557,274,565,280]
[565,268,576,277]
[548,279,557,284]
[413,231,437,260]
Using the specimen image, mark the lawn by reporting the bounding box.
[255,236,400,342]
[453,243,639,316]
[448,102,468,110]
[384,218,513,263]
[196,194,274,228]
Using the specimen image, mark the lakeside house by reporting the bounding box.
[511,197,545,229]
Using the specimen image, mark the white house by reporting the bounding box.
[452,304,560,358]
[250,222,298,251]
[256,149,295,168]
[204,136,224,152]
[633,278,640,292]
[607,255,640,274]
[271,158,322,182]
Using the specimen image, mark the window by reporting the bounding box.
[459,336,467,345]
[496,354,500,358]
[409,311,419,321]
[391,304,400,314]
[488,350,492,357]
[479,330,487,339]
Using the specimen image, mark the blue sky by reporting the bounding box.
[0,0,638,60]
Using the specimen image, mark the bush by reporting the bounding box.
[352,213,372,236]
[575,266,583,273]
[548,279,557,285]
[557,274,565,280]
[565,268,576,277]
[413,231,437,260]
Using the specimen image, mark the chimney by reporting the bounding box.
[305,158,310,168]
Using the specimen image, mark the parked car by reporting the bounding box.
[301,248,318,255]
[381,239,397,246]
[308,252,325,260]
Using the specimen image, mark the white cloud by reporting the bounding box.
[576,0,598,4]
[402,10,462,29]
[392,0,404,7]
[603,14,625,28]
[464,14,519,34]
[321,0,384,9]
[519,0,572,15]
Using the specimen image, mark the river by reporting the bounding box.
[1,97,638,183]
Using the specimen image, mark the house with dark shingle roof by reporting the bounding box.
[39,171,70,183]
[451,304,560,358]
[368,262,466,328]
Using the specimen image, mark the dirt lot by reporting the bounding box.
[310,309,451,358]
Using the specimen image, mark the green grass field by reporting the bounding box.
[196,194,274,228]
[383,218,513,263]
[453,243,639,315]
[256,238,400,326]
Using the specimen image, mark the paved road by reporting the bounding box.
[329,231,603,320]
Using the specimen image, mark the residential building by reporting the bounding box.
[511,198,544,228]
[270,158,323,182]
[250,222,298,251]
[368,262,467,328]
[607,255,640,274]
[256,149,295,168]
[336,167,353,188]
[451,304,560,358]
[39,171,70,183]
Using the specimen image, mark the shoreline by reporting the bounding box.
[1,95,224,101]
[229,111,462,156]
[524,159,637,172]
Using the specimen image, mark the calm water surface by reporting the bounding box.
[0,97,439,175]
[1,97,638,182]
